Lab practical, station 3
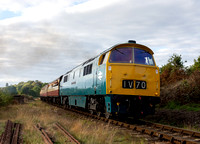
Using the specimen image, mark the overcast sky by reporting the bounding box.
[0,0,200,87]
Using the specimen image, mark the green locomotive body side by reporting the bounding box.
[60,57,106,96]
[59,56,107,109]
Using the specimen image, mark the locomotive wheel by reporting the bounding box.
[105,112,110,119]
[89,110,94,115]
[97,112,101,117]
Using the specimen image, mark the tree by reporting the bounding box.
[160,54,185,74]
[160,54,186,86]
[192,56,200,71]
[17,82,25,94]
[2,85,17,95]
[32,85,41,97]
[168,54,184,69]
[21,84,30,95]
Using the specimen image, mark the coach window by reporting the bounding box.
[53,83,58,87]
[64,75,68,83]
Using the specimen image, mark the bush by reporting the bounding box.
[160,54,187,86]
[0,90,13,106]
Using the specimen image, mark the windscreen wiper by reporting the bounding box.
[115,49,126,55]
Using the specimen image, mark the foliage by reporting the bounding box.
[160,54,184,74]
[160,54,200,106]
[1,85,17,95]
[160,54,187,86]
[1,80,44,99]
[18,80,44,97]
[188,56,200,73]
[0,90,13,106]
[0,80,45,106]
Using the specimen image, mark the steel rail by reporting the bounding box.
[34,124,53,144]
[143,120,200,138]
[55,122,80,144]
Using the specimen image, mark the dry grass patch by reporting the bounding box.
[0,100,147,144]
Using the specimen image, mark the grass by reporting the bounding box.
[163,101,200,111]
[0,100,147,144]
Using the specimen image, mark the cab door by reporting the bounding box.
[95,52,110,95]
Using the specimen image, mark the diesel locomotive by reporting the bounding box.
[40,40,160,118]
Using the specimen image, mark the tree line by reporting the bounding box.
[0,80,47,106]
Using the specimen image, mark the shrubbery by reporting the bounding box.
[0,90,13,106]
[160,54,187,86]
[160,54,200,106]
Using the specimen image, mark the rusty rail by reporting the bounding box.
[55,122,80,144]
[34,124,53,144]
[0,120,23,144]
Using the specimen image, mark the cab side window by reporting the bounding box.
[99,52,109,65]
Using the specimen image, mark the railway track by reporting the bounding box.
[0,120,23,144]
[48,102,200,144]
[35,123,81,144]
[55,122,80,144]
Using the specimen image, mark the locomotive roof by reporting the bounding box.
[64,42,154,75]
[100,42,154,55]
